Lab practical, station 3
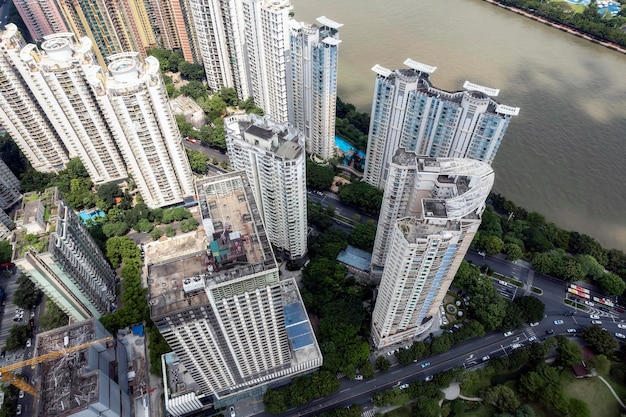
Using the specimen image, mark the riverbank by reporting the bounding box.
[483,0,626,55]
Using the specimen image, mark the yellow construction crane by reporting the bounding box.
[0,335,113,397]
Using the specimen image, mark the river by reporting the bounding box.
[292,0,626,251]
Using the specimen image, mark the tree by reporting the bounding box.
[5,324,30,351]
[412,396,440,417]
[483,384,520,414]
[360,361,375,379]
[39,300,69,331]
[179,80,208,100]
[186,149,209,174]
[576,254,605,280]
[264,388,287,414]
[532,252,555,275]
[337,181,383,215]
[103,221,129,238]
[567,398,590,417]
[581,324,618,355]
[13,275,39,308]
[306,159,335,190]
[514,296,545,324]
[97,182,123,211]
[135,218,154,233]
[219,87,239,107]
[597,272,626,296]
[588,354,610,374]
[483,235,505,255]
[504,242,523,261]
[151,228,163,241]
[0,240,11,263]
[348,221,376,252]
[178,61,205,81]
[500,301,523,331]
[375,355,391,371]
[554,335,583,366]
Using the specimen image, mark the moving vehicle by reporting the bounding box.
[424,375,434,382]
[592,320,603,325]
[354,374,363,380]
[553,320,564,325]
[421,361,431,368]
[590,315,600,319]
[530,322,539,327]
[546,329,555,335]
[618,324,626,330]
[17,404,21,415]
[399,383,409,390]
[503,331,514,337]
[566,328,577,333]
[616,333,626,339]
[229,406,236,417]
[18,390,23,398]
[482,355,490,361]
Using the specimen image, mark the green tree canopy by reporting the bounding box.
[0,240,12,263]
[581,324,618,355]
[13,275,39,308]
[337,181,383,215]
[186,149,209,174]
[513,295,545,324]
[306,159,335,190]
[597,272,626,296]
[348,220,376,252]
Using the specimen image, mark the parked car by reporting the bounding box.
[553,320,564,325]
[592,320,603,325]
[26,339,31,348]
[354,374,363,381]
[546,329,555,335]
[590,315,600,319]
[530,322,540,327]
[528,336,537,342]
[424,375,434,382]
[229,406,236,417]
[616,333,626,339]
[567,328,577,333]
[399,383,409,390]
[618,324,626,330]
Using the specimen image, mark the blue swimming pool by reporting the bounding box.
[335,136,365,158]
[78,209,105,222]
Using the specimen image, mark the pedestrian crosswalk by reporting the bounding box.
[362,409,375,417]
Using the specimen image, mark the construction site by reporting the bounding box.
[32,319,132,417]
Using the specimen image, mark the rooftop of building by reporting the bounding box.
[227,114,304,160]
[170,95,204,114]
[11,188,61,260]
[34,319,115,417]
[148,173,277,317]
[397,216,461,243]
[336,245,372,272]
[163,352,201,398]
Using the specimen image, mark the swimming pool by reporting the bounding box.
[335,136,365,158]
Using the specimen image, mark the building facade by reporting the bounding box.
[147,172,321,407]
[34,319,131,417]
[225,114,307,260]
[289,16,341,160]
[92,53,195,208]
[0,24,70,173]
[370,149,494,348]
[11,188,116,321]
[18,33,128,185]
[363,59,519,189]
[13,0,67,41]
[0,158,21,210]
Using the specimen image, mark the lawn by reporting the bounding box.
[383,405,412,417]
[562,374,623,417]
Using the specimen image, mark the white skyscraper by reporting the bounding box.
[370,149,494,348]
[148,172,321,407]
[363,59,519,189]
[0,24,70,173]
[18,32,128,185]
[90,53,195,208]
[241,0,292,122]
[289,16,341,160]
[226,114,307,260]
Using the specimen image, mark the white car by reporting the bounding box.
[616,333,626,339]
[617,324,626,330]
[354,374,363,381]
[530,322,540,327]
[592,320,603,325]
[585,300,594,306]
[566,328,577,333]
[18,390,24,398]
[590,315,600,319]
[482,355,490,361]
[399,383,409,390]
[229,406,236,417]
[553,320,564,325]
[424,375,434,382]
[16,404,22,415]
[528,336,537,342]
[503,331,514,337]
[26,339,31,348]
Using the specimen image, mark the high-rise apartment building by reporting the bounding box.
[0,158,22,209]
[289,16,341,160]
[363,59,519,189]
[18,33,128,185]
[11,188,116,321]
[0,24,70,173]
[147,172,321,407]
[90,53,195,208]
[370,149,494,348]
[54,0,154,67]
[0,209,15,241]
[13,0,67,40]
[242,0,292,122]
[34,319,131,417]
[225,114,307,260]
[187,0,249,97]
[147,0,201,64]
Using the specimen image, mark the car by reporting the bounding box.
[546,329,555,335]
[530,322,540,327]
[18,390,23,398]
[553,320,564,325]
[619,324,626,330]
[26,339,31,348]
[386,350,393,356]
[421,361,431,368]
[616,333,626,339]
[528,336,537,342]
[498,280,507,286]
[354,374,363,381]
[592,320,603,325]
[590,315,600,319]
[16,404,21,415]
[585,300,594,306]
[399,383,409,390]
[29,310,35,318]
[229,406,236,417]
[503,331,514,337]
[482,355,490,362]
[424,375,434,382]
[567,328,577,333]
[511,343,522,349]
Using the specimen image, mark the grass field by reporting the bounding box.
[383,405,412,417]
[563,375,623,417]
